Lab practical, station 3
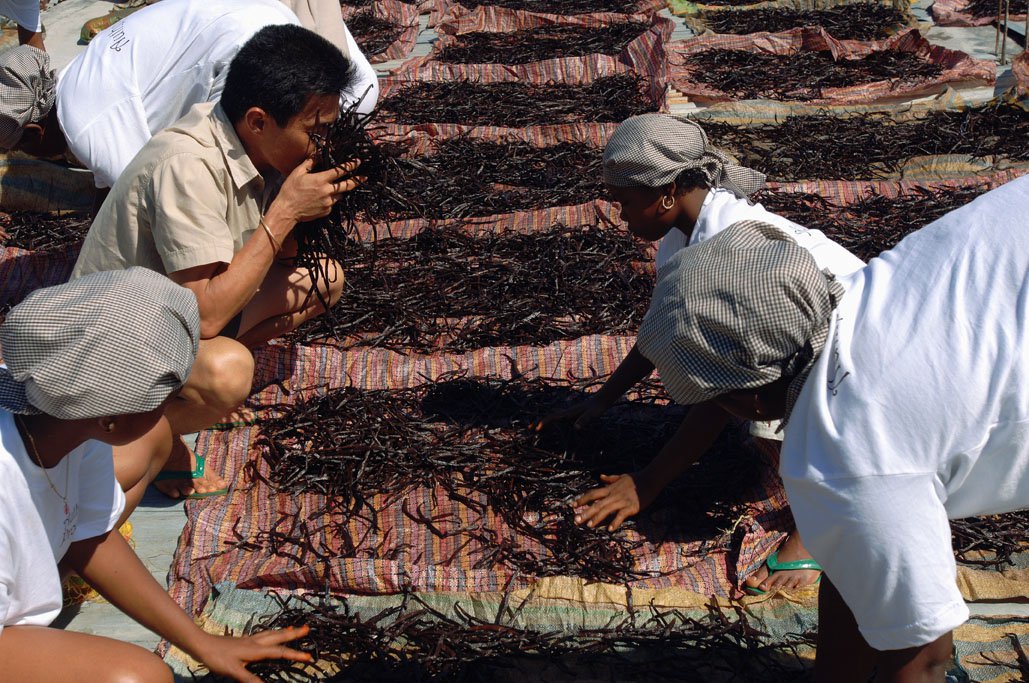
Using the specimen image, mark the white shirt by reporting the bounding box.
[0,0,40,31]
[781,176,1029,650]
[655,189,865,277]
[56,0,378,189]
[0,410,124,634]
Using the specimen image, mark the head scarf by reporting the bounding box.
[603,114,765,199]
[637,220,845,420]
[0,267,200,419]
[0,45,56,150]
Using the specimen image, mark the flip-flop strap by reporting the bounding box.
[766,550,823,573]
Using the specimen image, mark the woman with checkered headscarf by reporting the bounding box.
[634,176,1029,680]
[0,268,312,681]
[536,113,863,595]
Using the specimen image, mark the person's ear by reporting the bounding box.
[242,107,270,137]
[22,122,44,139]
[97,417,116,433]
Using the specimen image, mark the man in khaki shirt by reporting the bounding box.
[73,24,361,499]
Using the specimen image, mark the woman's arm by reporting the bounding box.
[573,400,730,531]
[64,530,311,683]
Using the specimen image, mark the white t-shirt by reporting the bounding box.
[655,188,865,277]
[0,0,40,31]
[56,0,378,189]
[781,176,1029,651]
[0,410,124,634]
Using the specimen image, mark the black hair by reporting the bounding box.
[220,24,356,126]
[671,167,711,195]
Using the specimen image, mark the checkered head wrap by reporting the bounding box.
[637,220,844,420]
[602,114,766,199]
[0,45,56,150]
[0,268,200,419]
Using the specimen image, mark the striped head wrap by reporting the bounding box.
[603,114,765,199]
[637,220,845,421]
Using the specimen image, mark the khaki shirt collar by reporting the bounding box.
[210,103,264,194]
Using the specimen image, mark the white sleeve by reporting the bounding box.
[0,0,41,31]
[71,442,125,542]
[341,22,380,117]
[786,472,969,650]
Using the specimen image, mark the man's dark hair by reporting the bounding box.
[221,24,356,126]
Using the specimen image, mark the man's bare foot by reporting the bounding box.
[744,531,822,593]
[151,437,228,499]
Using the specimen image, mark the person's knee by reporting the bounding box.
[318,258,345,308]
[192,339,254,410]
[106,646,174,683]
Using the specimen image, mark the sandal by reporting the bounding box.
[152,449,228,499]
[745,550,823,596]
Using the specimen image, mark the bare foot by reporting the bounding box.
[745,531,821,593]
[151,438,228,499]
[213,406,257,428]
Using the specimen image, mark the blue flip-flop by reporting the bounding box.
[153,450,228,499]
[745,550,823,596]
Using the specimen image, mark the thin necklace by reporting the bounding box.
[16,414,70,516]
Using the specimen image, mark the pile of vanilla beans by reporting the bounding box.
[288,223,651,352]
[758,184,988,260]
[438,21,649,64]
[201,592,815,682]
[682,49,943,101]
[346,11,405,57]
[701,3,907,40]
[244,373,763,583]
[703,101,1029,180]
[0,211,91,253]
[950,511,1029,568]
[379,74,658,126]
[962,0,1027,15]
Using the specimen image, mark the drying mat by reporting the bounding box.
[348,197,621,241]
[341,0,421,64]
[426,0,666,27]
[414,9,674,72]
[930,0,1027,26]
[166,583,820,680]
[765,169,1029,202]
[668,0,911,15]
[370,120,618,147]
[669,27,996,105]
[682,0,921,39]
[0,155,95,213]
[165,339,797,620]
[0,244,79,311]
[164,584,1024,682]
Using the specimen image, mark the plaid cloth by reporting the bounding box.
[602,113,766,197]
[682,0,918,33]
[427,0,667,27]
[637,220,844,414]
[0,46,54,150]
[0,267,198,418]
[669,27,996,105]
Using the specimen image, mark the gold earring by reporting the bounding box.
[660,195,675,210]
[104,421,115,433]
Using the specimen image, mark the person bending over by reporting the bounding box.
[0,267,311,683]
[71,24,363,498]
[634,176,1029,681]
[0,0,378,208]
[537,114,863,594]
